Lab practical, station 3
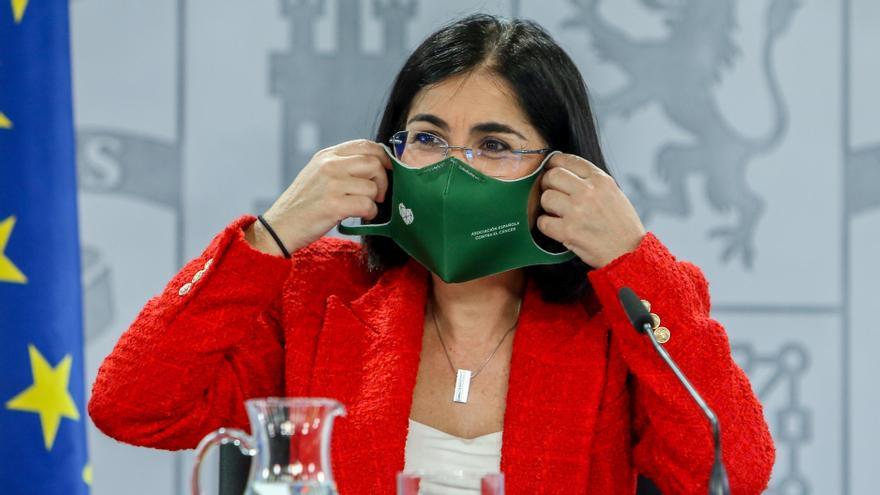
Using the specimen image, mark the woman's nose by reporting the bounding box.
[447,147,475,162]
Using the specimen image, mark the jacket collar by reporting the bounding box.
[349,256,431,337]
[314,258,610,494]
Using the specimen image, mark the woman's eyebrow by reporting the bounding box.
[407,113,448,130]
[471,122,527,140]
[407,114,527,140]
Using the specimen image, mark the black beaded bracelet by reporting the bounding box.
[256,215,291,259]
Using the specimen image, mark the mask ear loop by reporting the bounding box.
[530,150,562,177]
[338,218,393,237]
[524,149,578,259]
[381,142,428,171]
[337,144,398,237]
[481,149,562,183]
[381,142,396,161]
[537,150,562,170]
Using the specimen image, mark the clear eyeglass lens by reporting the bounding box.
[392,131,539,177]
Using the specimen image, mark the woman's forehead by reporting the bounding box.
[406,70,535,135]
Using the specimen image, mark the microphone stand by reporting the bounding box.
[618,287,730,495]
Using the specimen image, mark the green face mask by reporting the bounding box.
[337,146,576,283]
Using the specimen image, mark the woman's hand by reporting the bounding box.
[245,139,391,256]
[536,153,646,268]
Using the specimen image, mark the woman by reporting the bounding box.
[89,14,775,494]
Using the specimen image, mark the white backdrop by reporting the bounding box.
[71,1,880,494]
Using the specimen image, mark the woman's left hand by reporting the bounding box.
[536,153,646,268]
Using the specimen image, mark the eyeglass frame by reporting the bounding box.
[389,130,553,165]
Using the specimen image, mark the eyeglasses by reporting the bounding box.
[390,130,552,178]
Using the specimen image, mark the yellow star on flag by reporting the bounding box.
[5,345,81,450]
[0,216,28,284]
[3,1,29,122]
[12,0,29,23]
[82,463,92,486]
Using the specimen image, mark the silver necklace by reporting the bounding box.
[430,300,521,404]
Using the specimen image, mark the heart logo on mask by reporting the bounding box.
[398,203,414,225]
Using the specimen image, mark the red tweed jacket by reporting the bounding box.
[88,215,775,494]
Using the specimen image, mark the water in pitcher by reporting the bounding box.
[248,480,337,495]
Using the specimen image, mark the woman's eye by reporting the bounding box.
[481,139,511,153]
[414,132,442,146]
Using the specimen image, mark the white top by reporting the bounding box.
[403,419,503,494]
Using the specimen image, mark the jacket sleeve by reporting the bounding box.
[586,233,775,495]
[89,215,293,450]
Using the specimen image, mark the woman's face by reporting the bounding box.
[403,69,550,227]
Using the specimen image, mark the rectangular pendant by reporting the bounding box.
[453,369,472,403]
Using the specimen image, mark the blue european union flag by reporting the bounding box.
[1,0,90,493]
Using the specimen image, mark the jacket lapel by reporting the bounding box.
[310,258,430,494]
[500,283,611,494]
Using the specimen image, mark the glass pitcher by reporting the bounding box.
[191,397,346,495]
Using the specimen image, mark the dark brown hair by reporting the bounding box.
[364,13,610,303]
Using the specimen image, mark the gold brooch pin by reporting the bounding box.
[643,300,670,344]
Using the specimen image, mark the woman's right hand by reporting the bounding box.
[244,139,392,256]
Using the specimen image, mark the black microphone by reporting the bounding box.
[618,287,731,495]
